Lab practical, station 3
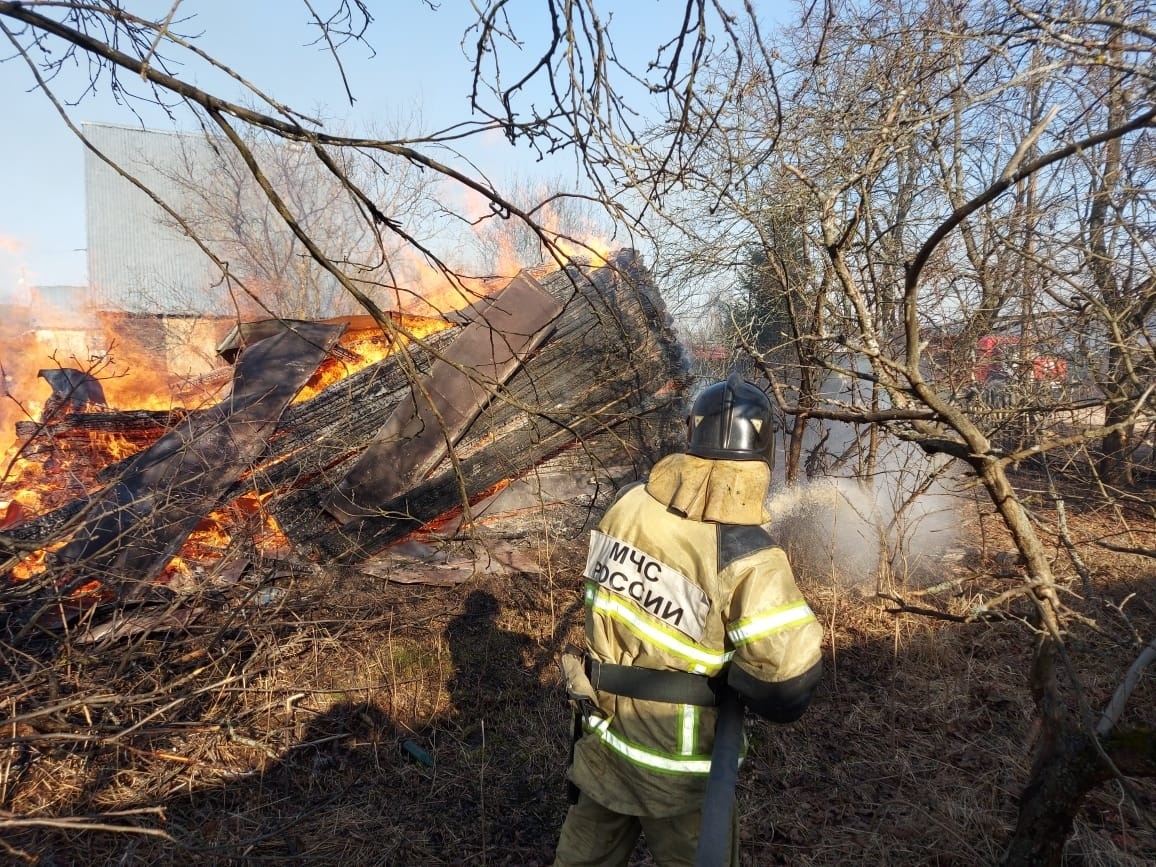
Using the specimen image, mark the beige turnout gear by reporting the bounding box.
[554,789,737,867]
[557,451,823,849]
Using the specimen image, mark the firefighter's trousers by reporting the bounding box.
[552,789,738,867]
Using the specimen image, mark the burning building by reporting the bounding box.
[1,122,690,635]
[1,250,690,634]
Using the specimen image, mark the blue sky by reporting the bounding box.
[1,2,484,296]
[0,2,790,299]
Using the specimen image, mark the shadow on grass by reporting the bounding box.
[3,567,1153,866]
[1,585,572,866]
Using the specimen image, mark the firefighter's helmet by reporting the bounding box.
[687,373,773,461]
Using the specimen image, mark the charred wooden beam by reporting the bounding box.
[269,249,689,562]
[14,410,184,462]
[50,321,344,595]
[325,272,564,523]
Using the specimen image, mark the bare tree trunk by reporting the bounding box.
[1087,6,1134,487]
[784,409,807,487]
[782,271,828,486]
[1003,726,1156,866]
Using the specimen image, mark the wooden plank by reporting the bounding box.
[15,410,182,441]
[324,273,563,523]
[51,321,345,595]
[305,251,690,561]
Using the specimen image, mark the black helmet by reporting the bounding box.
[687,373,773,461]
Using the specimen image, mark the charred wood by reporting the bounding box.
[270,250,689,561]
[326,273,565,522]
[51,321,344,595]
[2,250,688,583]
[226,328,459,497]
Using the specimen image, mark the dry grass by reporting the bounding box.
[1,478,1154,865]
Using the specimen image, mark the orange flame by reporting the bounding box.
[2,245,616,602]
[293,313,453,404]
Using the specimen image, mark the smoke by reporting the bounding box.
[764,383,964,592]
[767,477,884,590]
[0,232,31,307]
[0,294,179,465]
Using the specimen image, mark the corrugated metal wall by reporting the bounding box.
[84,122,220,314]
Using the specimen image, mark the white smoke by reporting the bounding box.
[766,465,962,592]
[763,373,964,592]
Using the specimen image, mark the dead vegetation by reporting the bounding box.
[1,471,1154,865]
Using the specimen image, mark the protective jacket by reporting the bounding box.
[566,452,823,818]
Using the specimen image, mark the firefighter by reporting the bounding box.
[553,373,823,867]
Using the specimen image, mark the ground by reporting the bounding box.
[1,469,1154,865]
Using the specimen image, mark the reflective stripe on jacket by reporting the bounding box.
[568,452,823,818]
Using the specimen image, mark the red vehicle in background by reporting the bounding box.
[968,334,1069,405]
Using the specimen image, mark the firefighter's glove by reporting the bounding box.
[559,646,598,714]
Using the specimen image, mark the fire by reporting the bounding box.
[418,476,513,537]
[1,461,52,516]
[8,547,49,582]
[388,252,497,318]
[504,200,613,275]
[180,492,290,561]
[159,555,193,584]
[0,416,165,516]
[293,313,453,404]
[1,248,611,608]
[539,201,613,269]
[387,199,614,317]
[0,499,27,530]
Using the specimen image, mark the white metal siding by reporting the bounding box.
[84,122,221,315]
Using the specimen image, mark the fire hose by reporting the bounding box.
[694,685,745,867]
